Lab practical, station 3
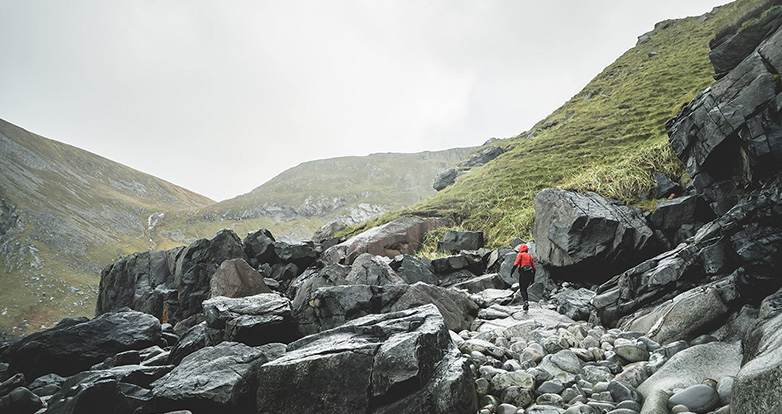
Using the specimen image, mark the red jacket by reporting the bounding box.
[514,251,536,269]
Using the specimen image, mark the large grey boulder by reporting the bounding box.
[389,254,438,285]
[242,228,277,268]
[637,342,741,400]
[173,230,245,322]
[433,167,462,191]
[732,312,782,413]
[256,305,476,413]
[625,286,730,345]
[151,341,285,413]
[458,146,504,168]
[202,293,298,346]
[45,364,173,414]
[330,217,449,265]
[532,188,658,282]
[3,310,162,379]
[293,282,478,336]
[439,230,485,253]
[208,258,271,299]
[346,253,406,285]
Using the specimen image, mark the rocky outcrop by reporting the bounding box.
[434,146,504,191]
[731,310,782,413]
[326,216,449,265]
[3,310,161,379]
[532,189,659,282]
[709,6,782,79]
[255,304,476,414]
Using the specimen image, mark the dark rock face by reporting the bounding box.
[208,258,271,299]
[96,248,182,321]
[202,293,298,346]
[439,230,485,253]
[167,323,207,366]
[709,7,782,79]
[532,188,659,282]
[668,17,782,217]
[151,341,285,413]
[256,305,476,414]
[3,310,161,379]
[97,229,244,325]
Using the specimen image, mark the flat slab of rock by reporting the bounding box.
[332,217,449,264]
[151,342,285,412]
[3,310,161,379]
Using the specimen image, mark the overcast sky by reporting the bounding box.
[1,1,732,201]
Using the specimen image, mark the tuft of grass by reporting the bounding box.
[563,141,686,202]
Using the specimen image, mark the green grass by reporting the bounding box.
[356,0,770,248]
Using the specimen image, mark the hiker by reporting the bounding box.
[512,243,536,311]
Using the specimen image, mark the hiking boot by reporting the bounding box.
[523,301,529,311]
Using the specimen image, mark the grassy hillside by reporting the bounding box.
[149,149,473,243]
[0,119,215,335]
[355,0,770,248]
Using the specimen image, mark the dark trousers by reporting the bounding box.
[518,269,534,302]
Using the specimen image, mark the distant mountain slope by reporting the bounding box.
[0,118,214,335]
[397,0,772,246]
[150,148,473,243]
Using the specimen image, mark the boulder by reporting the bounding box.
[243,228,277,268]
[294,282,478,336]
[333,217,449,264]
[173,230,245,322]
[3,310,161,379]
[151,342,285,413]
[312,221,347,244]
[433,167,462,191]
[458,146,504,168]
[732,312,782,413]
[389,254,438,285]
[0,387,43,414]
[208,258,271,299]
[638,287,730,345]
[637,342,741,399]
[438,231,485,253]
[273,240,318,270]
[532,188,658,283]
[552,288,595,321]
[431,254,470,275]
[202,293,298,346]
[167,323,207,366]
[256,305,476,413]
[45,365,174,414]
[649,196,697,231]
[346,253,406,285]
